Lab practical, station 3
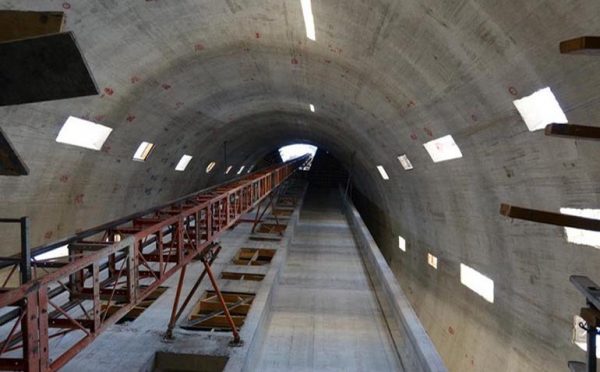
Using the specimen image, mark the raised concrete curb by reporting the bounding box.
[340,188,448,372]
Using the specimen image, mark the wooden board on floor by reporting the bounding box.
[0,31,98,106]
[0,10,64,43]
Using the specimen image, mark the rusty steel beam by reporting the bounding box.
[0,157,307,371]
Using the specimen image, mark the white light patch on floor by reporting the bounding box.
[376,165,389,180]
[175,155,192,171]
[279,144,317,162]
[309,104,315,112]
[225,165,233,174]
[427,253,438,269]
[460,263,494,303]
[513,87,568,131]
[237,165,245,175]
[560,208,600,249]
[398,154,413,170]
[133,141,154,161]
[423,135,463,163]
[56,116,112,151]
[206,161,216,173]
[35,245,69,261]
[398,236,406,252]
[300,0,316,40]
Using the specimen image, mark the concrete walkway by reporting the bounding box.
[254,187,403,371]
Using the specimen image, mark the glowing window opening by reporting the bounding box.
[225,165,233,174]
[376,165,389,180]
[398,236,406,252]
[237,165,245,175]
[460,263,494,303]
[560,208,600,249]
[206,161,216,173]
[133,141,155,161]
[513,87,568,131]
[279,144,317,163]
[398,154,413,170]
[300,0,316,41]
[427,253,438,269]
[56,116,112,151]
[423,135,463,163]
[573,315,600,356]
[175,155,192,171]
[309,104,315,112]
[35,245,69,261]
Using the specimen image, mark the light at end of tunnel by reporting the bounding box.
[237,165,245,175]
[513,87,568,131]
[460,263,494,303]
[423,135,463,163]
[376,165,389,180]
[56,116,113,151]
[398,154,413,170]
[175,155,193,171]
[205,161,216,173]
[560,208,600,249]
[427,253,438,269]
[225,165,233,174]
[309,104,315,112]
[300,0,316,41]
[398,236,406,252]
[133,141,155,161]
[279,144,318,162]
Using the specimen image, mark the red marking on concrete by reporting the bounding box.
[424,127,433,137]
[103,87,114,96]
[59,175,70,183]
[74,194,84,205]
[62,2,71,10]
[130,76,141,84]
[126,114,136,123]
[101,145,111,154]
[448,326,455,335]
[255,32,260,39]
[407,100,416,108]
[471,113,478,122]
[410,133,418,140]
[194,43,205,51]
[291,58,299,65]
[44,231,53,239]
[508,86,518,96]
[161,84,171,90]
[94,115,106,122]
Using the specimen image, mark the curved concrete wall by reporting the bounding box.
[1,1,600,370]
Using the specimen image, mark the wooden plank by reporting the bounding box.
[0,31,98,106]
[0,10,64,43]
[545,123,600,140]
[0,127,28,176]
[560,36,600,55]
[500,203,600,231]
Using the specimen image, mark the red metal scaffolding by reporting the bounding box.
[0,157,306,371]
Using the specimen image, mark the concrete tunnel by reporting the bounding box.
[1,1,600,371]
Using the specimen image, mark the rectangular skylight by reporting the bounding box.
[513,87,568,131]
[237,165,245,175]
[132,141,155,161]
[423,135,463,163]
[309,104,315,112]
[376,165,389,180]
[225,165,233,174]
[560,208,600,249]
[175,155,192,171]
[398,236,406,252]
[56,116,112,151]
[398,154,413,170]
[427,253,438,269]
[460,263,494,303]
[300,0,316,40]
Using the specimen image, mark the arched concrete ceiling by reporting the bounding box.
[2,0,600,370]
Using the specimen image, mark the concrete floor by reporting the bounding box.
[254,187,403,371]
